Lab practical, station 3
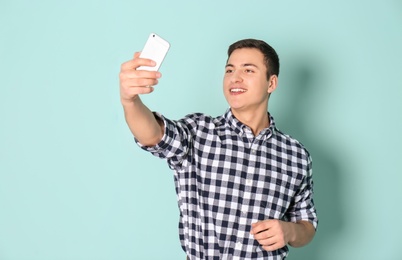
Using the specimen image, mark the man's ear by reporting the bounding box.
[267,75,278,94]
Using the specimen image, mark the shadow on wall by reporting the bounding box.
[277,57,345,260]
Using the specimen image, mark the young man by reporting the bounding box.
[119,39,318,259]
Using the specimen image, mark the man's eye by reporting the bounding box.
[245,69,254,73]
[225,69,233,73]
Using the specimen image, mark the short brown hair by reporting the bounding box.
[227,39,280,79]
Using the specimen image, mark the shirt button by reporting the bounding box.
[246,179,252,185]
[235,241,242,249]
[251,149,256,155]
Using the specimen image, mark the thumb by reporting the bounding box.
[134,52,141,59]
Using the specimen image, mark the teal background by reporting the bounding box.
[1,0,401,259]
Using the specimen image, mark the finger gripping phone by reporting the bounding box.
[137,33,170,71]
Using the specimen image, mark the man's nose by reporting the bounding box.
[230,70,243,83]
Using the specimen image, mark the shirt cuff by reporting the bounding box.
[134,112,172,153]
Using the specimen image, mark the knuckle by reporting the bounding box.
[139,87,152,94]
[137,79,146,86]
[120,78,130,87]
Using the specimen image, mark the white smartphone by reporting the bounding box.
[137,33,170,71]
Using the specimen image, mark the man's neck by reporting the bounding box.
[231,108,270,136]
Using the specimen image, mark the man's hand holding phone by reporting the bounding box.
[119,52,161,106]
[119,33,170,106]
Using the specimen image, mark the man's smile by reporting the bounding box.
[230,88,247,94]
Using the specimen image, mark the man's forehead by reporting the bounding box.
[227,48,264,64]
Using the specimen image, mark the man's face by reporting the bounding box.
[223,48,275,113]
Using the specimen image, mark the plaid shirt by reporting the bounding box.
[137,109,317,260]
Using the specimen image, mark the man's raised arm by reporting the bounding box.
[119,52,164,146]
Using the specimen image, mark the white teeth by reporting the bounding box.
[231,88,246,93]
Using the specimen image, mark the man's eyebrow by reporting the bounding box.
[225,63,259,68]
[242,63,258,68]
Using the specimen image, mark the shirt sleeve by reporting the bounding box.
[135,112,196,170]
[285,154,318,229]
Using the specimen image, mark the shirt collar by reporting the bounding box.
[224,108,277,138]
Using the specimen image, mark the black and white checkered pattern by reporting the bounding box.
[137,109,317,260]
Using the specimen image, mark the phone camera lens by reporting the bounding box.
[152,34,155,37]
